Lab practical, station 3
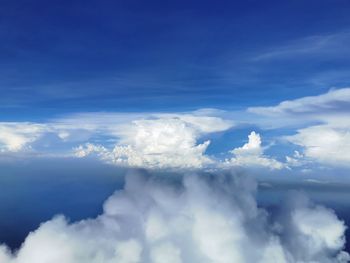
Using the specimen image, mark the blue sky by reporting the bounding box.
[1,0,350,119]
[1,0,350,180]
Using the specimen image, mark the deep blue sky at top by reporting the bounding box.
[1,0,350,120]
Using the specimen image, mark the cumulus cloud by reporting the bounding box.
[248,88,350,167]
[225,131,284,170]
[2,89,350,171]
[287,125,350,166]
[0,170,348,263]
[75,115,232,169]
[0,111,233,168]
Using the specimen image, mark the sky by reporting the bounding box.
[1,1,350,262]
[1,0,350,178]
[1,0,350,118]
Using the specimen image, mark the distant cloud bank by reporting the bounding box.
[1,88,350,170]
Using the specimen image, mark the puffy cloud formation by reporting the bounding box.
[248,88,350,167]
[287,125,350,166]
[75,115,232,169]
[0,112,233,169]
[226,131,284,170]
[0,170,348,263]
[2,88,350,170]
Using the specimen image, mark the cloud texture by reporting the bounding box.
[249,87,350,167]
[1,88,350,170]
[0,123,47,152]
[226,131,284,170]
[74,114,232,169]
[0,170,348,263]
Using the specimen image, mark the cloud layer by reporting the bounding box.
[0,170,348,263]
[1,88,350,170]
[249,87,350,167]
[248,87,350,118]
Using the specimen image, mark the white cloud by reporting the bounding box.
[248,88,350,167]
[116,240,143,263]
[248,87,350,118]
[0,123,48,152]
[232,131,263,156]
[150,242,182,263]
[0,111,233,169]
[281,193,349,262]
[74,115,232,169]
[0,171,347,263]
[74,143,109,158]
[225,131,284,170]
[293,206,345,253]
[2,89,350,171]
[287,125,350,166]
[246,88,350,134]
[285,151,307,168]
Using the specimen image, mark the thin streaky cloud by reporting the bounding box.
[252,31,350,61]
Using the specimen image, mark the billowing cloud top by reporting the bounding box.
[76,115,232,169]
[0,170,348,263]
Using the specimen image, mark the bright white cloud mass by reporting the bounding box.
[0,170,348,263]
[248,87,350,117]
[0,88,350,170]
[287,125,350,167]
[74,114,233,169]
[0,123,47,152]
[249,87,350,167]
[225,131,284,170]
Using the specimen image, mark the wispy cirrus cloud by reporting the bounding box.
[252,31,350,61]
[248,87,350,117]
